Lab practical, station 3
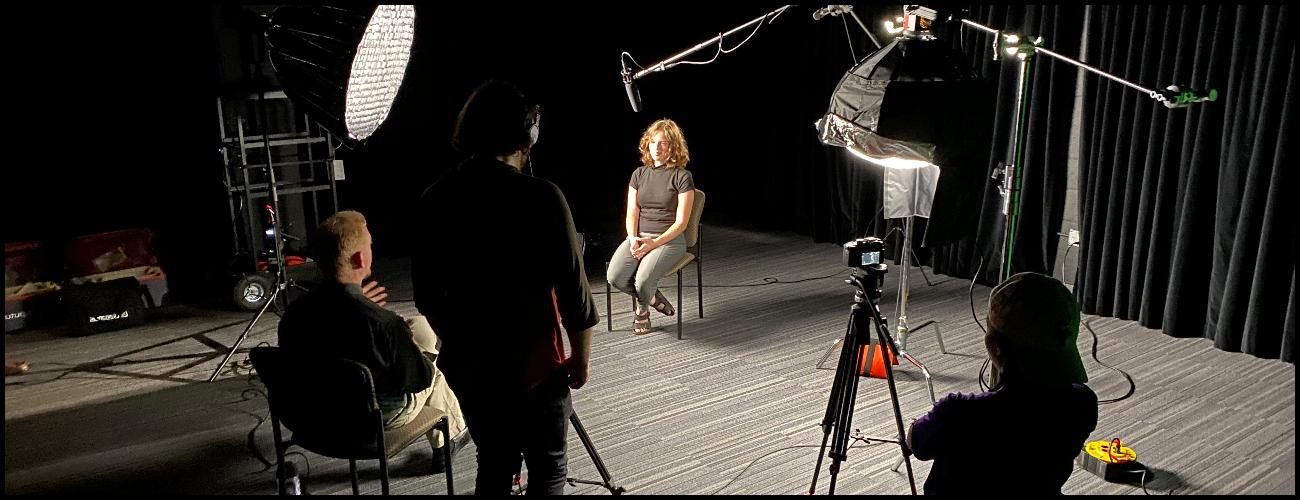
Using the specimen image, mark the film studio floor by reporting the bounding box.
[4,224,1295,495]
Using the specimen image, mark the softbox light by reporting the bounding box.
[266,4,415,145]
[816,35,994,246]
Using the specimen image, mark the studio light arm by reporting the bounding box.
[956,17,1217,109]
[945,9,1218,280]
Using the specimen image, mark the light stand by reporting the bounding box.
[950,12,1217,280]
[894,218,944,351]
[209,58,299,383]
[882,162,945,361]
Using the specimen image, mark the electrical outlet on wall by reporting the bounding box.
[1068,229,1081,246]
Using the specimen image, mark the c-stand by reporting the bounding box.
[809,260,917,495]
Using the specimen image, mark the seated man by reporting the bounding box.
[907,272,1098,495]
[277,210,466,456]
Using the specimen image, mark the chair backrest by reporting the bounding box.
[684,189,706,249]
[250,346,385,458]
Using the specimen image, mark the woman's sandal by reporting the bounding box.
[5,361,29,377]
[650,290,675,317]
[633,309,653,335]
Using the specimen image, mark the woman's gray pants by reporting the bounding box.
[606,232,686,311]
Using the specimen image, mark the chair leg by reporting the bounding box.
[270,417,288,496]
[350,459,360,495]
[379,453,390,495]
[698,225,704,319]
[438,416,455,495]
[603,262,613,329]
[676,270,683,340]
[696,257,704,318]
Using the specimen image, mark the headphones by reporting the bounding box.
[524,107,541,150]
[527,116,540,148]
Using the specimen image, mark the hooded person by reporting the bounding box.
[907,272,1098,495]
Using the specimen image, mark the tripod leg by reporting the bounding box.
[208,284,281,382]
[866,297,919,495]
[567,412,625,494]
[810,304,867,495]
[809,312,855,494]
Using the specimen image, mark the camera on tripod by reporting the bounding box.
[842,236,885,270]
[843,236,887,298]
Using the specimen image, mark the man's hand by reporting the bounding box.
[563,356,590,389]
[564,326,592,389]
[362,280,388,307]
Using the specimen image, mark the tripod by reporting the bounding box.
[514,411,626,495]
[209,67,300,382]
[809,269,917,495]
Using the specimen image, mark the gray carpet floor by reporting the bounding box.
[5,225,1294,495]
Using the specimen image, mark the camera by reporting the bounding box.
[843,237,886,270]
[844,237,887,299]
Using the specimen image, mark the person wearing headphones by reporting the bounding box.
[606,118,696,335]
[906,272,1098,494]
[413,79,598,495]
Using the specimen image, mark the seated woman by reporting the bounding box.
[607,118,696,335]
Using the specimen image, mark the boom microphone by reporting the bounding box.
[622,61,642,113]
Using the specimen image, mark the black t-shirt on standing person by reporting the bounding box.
[630,165,695,235]
[414,157,599,398]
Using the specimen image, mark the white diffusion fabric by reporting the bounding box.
[344,5,416,142]
[882,162,940,219]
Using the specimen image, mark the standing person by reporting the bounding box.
[413,79,598,496]
[276,211,466,455]
[906,272,1098,494]
[606,118,696,335]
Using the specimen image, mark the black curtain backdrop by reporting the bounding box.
[4,4,892,303]
[811,5,1085,287]
[1076,5,1296,362]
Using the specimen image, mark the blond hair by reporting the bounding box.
[312,210,368,279]
[638,118,690,169]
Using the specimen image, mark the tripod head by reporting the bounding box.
[848,267,887,303]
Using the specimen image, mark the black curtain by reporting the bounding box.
[1076,5,1295,362]
[927,5,1085,284]
[812,5,1085,286]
